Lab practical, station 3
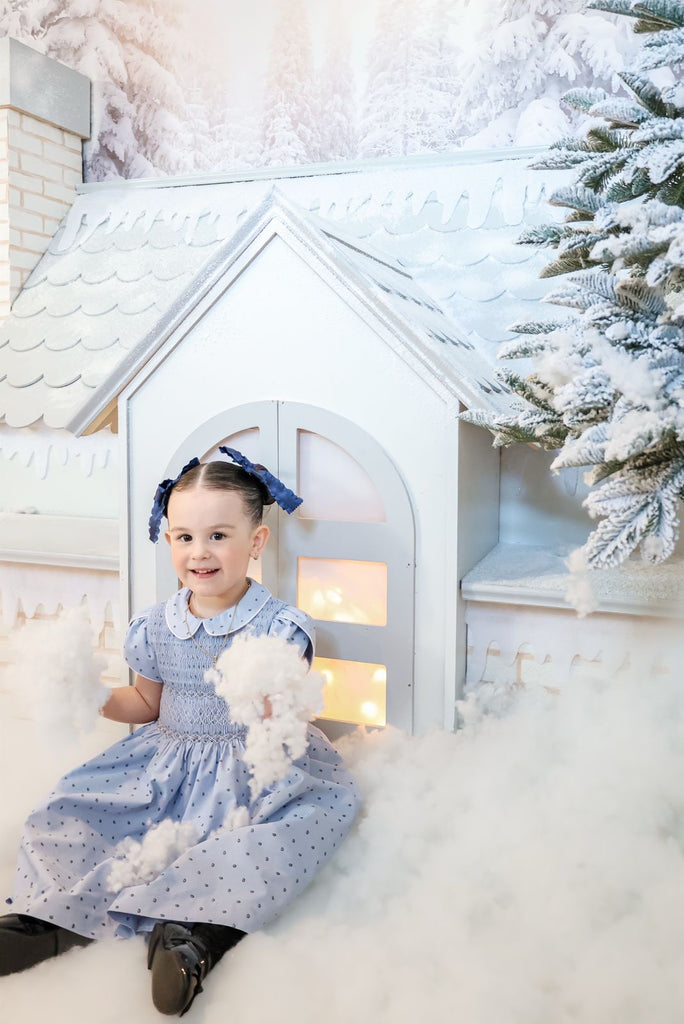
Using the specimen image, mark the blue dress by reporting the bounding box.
[9,581,361,940]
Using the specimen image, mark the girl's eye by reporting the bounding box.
[179,534,192,543]
[211,532,225,541]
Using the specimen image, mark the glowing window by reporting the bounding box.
[314,657,386,727]
[297,431,385,522]
[298,557,387,626]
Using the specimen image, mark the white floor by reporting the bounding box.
[2,669,684,1024]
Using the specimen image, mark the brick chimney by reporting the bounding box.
[0,36,90,319]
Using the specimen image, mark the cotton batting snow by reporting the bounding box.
[107,820,200,891]
[9,607,109,743]
[3,669,684,1022]
[222,805,251,832]
[207,634,324,797]
[564,546,599,618]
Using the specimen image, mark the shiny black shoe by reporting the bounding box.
[148,922,213,1017]
[148,921,245,1016]
[0,913,92,976]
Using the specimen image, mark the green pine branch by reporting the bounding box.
[619,71,672,117]
[461,0,684,573]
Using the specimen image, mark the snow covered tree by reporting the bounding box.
[209,99,263,172]
[316,8,358,162]
[47,0,194,178]
[0,0,43,38]
[466,0,684,570]
[261,0,318,167]
[361,0,457,157]
[0,0,196,179]
[455,0,634,147]
[415,0,462,152]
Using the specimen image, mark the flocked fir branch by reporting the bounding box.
[464,0,684,571]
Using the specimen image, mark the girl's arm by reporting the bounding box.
[100,674,162,725]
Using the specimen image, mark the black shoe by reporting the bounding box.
[0,913,92,976]
[147,921,245,1016]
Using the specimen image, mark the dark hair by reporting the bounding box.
[171,461,275,526]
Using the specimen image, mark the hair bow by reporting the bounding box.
[219,446,303,514]
[148,458,200,542]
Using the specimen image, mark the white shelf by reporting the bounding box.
[0,512,118,572]
[462,543,684,619]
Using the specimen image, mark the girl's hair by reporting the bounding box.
[171,461,275,526]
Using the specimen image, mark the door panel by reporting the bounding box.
[277,402,415,731]
[159,401,415,730]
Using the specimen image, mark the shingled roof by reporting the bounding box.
[0,150,565,433]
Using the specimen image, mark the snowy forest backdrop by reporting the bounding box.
[0,0,636,181]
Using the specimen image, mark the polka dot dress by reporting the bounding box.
[9,584,361,941]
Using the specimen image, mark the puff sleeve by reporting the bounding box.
[124,610,163,683]
[268,605,315,665]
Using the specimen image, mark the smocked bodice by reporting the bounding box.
[130,593,303,741]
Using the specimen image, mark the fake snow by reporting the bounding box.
[3,668,684,1022]
[107,820,200,891]
[207,634,324,798]
[9,608,109,743]
[222,805,251,832]
[595,341,665,411]
[564,546,599,618]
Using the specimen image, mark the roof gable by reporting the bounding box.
[0,153,568,434]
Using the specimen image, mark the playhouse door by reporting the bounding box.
[168,401,415,732]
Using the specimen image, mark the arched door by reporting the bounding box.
[159,402,415,731]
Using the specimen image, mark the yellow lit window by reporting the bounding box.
[314,657,386,727]
[298,557,387,626]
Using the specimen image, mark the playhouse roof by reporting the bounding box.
[0,151,563,433]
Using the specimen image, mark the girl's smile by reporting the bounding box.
[165,486,269,617]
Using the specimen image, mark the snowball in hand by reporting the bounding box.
[207,634,324,797]
[11,606,109,742]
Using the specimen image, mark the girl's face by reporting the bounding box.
[165,485,269,615]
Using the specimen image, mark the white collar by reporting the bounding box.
[165,579,272,638]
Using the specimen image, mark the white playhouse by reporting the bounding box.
[1,40,683,739]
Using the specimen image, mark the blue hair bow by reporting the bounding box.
[148,448,302,543]
[148,458,200,542]
[219,446,303,514]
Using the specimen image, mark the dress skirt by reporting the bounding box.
[11,721,360,939]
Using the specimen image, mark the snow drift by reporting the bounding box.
[2,670,684,1023]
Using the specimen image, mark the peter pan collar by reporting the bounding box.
[165,579,272,639]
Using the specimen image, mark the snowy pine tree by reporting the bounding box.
[261,0,318,167]
[0,0,43,38]
[316,8,358,162]
[466,0,684,570]
[209,96,263,172]
[360,0,443,157]
[1,0,196,179]
[419,0,461,152]
[456,0,634,147]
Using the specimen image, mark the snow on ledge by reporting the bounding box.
[63,148,552,254]
[462,543,684,619]
[76,147,548,194]
[0,513,118,571]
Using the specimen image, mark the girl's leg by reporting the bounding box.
[147,921,245,1016]
[0,914,92,976]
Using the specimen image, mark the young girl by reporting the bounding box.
[0,448,361,1016]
